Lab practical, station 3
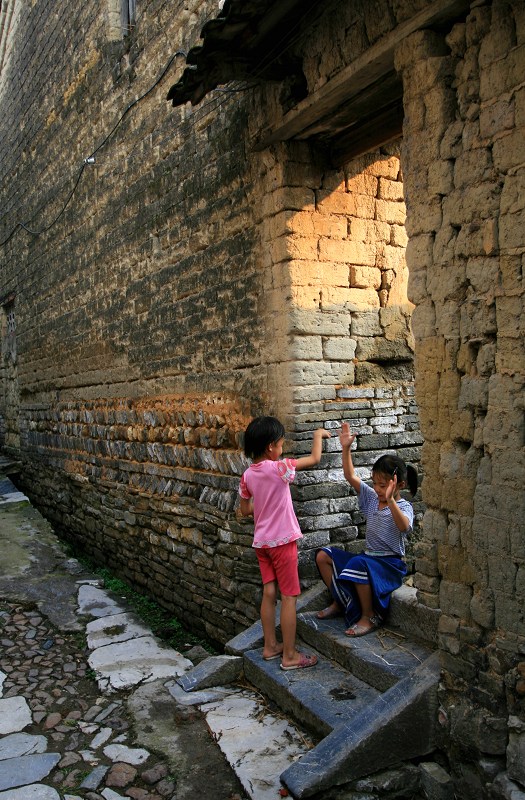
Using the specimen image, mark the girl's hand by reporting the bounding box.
[314,428,331,440]
[385,475,398,503]
[339,422,356,449]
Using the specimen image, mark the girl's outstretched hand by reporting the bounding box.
[339,422,356,449]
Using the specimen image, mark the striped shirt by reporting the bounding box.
[359,480,413,557]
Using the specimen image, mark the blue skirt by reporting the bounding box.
[317,547,407,627]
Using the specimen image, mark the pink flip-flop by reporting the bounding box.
[280,653,318,671]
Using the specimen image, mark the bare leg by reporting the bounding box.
[346,582,378,635]
[315,550,341,619]
[280,594,299,665]
[280,595,318,669]
[260,581,283,659]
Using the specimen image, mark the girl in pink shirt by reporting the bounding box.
[239,416,330,670]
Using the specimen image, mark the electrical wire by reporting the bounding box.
[0,49,188,247]
[0,1,325,248]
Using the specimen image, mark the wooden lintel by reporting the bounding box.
[328,102,404,166]
[253,0,470,150]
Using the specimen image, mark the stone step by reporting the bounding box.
[242,645,381,738]
[224,579,441,798]
[280,652,440,798]
[296,609,434,692]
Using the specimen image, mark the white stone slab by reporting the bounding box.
[86,612,151,649]
[0,697,32,735]
[201,692,309,800]
[0,733,47,761]
[102,744,150,765]
[88,636,193,691]
[90,727,113,750]
[77,585,127,619]
[101,789,126,799]
[0,786,60,799]
[0,491,28,505]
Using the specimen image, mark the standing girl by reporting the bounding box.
[316,422,418,636]
[239,416,330,669]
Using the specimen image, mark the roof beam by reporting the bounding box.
[253,0,470,150]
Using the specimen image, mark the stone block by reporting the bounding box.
[439,580,472,619]
[419,761,454,800]
[351,310,382,337]
[177,655,243,691]
[322,336,356,361]
[350,264,382,288]
[289,335,323,360]
[375,198,406,225]
[319,238,376,266]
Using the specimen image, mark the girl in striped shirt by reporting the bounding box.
[316,422,418,637]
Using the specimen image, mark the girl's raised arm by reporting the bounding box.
[295,428,331,471]
[339,423,361,493]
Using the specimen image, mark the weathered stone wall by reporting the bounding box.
[17,382,422,643]
[0,0,422,640]
[395,2,525,794]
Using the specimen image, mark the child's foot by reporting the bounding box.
[316,603,341,620]
[263,644,284,661]
[345,615,381,637]
[280,652,318,670]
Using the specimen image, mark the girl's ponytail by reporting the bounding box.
[406,463,418,497]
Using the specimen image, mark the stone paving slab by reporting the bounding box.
[0,785,60,799]
[76,584,127,619]
[200,692,310,800]
[0,733,47,760]
[0,752,61,791]
[88,635,194,691]
[86,611,153,649]
[0,697,32,735]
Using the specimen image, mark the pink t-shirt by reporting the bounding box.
[239,458,302,548]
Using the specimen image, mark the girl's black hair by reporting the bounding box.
[372,454,418,497]
[243,416,286,459]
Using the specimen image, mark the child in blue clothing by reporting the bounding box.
[316,422,418,636]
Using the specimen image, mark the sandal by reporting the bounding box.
[316,605,341,620]
[263,652,282,661]
[345,615,382,638]
[280,653,318,671]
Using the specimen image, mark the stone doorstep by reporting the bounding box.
[222,579,441,798]
[296,611,434,692]
[280,653,441,799]
[225,580,440,658]
[243,647,381,738]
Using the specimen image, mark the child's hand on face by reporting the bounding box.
[339,422,356,449]
[385,475,398,503]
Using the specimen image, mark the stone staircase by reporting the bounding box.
[225,581,441,799]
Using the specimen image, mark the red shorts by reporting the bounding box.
[255,540,300,597]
